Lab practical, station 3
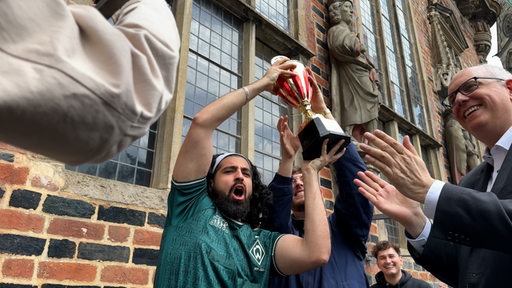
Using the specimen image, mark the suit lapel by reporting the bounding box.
[459,162,491,192]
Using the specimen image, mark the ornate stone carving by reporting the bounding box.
[428,2,467,89]
[326,0,380,143]
[444,111,481,183]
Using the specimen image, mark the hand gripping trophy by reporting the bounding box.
[272,56,350,160]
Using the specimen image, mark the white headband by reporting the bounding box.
[210,153,251,174]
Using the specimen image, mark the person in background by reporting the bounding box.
[154,58,346,287]
[354,64,512,287]
[0,0,180,165]
[370,240,431,288]
[269,67,373,288]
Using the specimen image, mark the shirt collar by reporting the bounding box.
[483,126,512,166]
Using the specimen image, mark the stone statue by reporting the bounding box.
[327,0,380,143]
[444,110,481,183]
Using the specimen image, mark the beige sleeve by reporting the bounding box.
[0,0,180,164]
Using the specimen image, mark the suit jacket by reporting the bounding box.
[409,144,512,287]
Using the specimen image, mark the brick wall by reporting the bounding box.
[0,149,164,287]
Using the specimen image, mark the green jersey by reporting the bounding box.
[154,178,284,288]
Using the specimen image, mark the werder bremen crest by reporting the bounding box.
[250,239,265,266]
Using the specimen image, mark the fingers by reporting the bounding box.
[277,116,289,133]
[266,58,297,94]
[403,135,419,156]
[329,139,346,158]
[323,139,346,163]
[306,67,318,87]
[367,130,407,154]
[353,171,378,202]
[271,56,289,67]
[356,171,380,191]
[359,130,407,172]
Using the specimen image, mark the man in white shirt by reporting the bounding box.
[353,64,512,287]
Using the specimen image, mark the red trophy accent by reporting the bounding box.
[271,56,351,160]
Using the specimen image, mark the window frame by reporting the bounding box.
[152,0,314,189]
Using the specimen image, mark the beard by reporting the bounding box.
[211,184,251,221]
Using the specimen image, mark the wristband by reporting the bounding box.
[242,87,250,104]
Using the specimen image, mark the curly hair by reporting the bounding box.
[207,154,273,230]
[372,240,401,258]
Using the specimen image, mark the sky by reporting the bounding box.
[487,23,504,67]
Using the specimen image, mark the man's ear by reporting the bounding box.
[506,79,512,91]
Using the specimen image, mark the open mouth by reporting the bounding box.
[231,184,245,201]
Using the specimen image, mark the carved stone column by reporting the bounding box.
[473,20,492,63]
[455,0,501,62]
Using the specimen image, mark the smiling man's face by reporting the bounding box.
[376,247,403,278]
[449,66,512,146]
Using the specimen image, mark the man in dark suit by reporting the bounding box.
[352,64,512,287]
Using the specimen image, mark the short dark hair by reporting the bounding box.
[207,154,273,229]
[372,240,400,258]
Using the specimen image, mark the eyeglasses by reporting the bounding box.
[443,77,505,109]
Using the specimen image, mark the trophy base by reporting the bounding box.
[299,116,351,160]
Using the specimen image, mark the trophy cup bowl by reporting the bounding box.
[271,56,351,160]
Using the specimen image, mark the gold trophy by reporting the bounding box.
[271,56,350,160]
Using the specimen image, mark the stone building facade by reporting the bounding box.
[0,0,501,287]
[496,0,512,71]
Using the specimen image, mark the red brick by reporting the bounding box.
[2,258,34,279]
[101,265,149,285]
[0,209,44,233]
[320,187,334,202]
[133,229,161,247]
[38,261,96,281]
[370,222,378,235]
[48,218,105,240]
[0,163,29,185]
[319,167,332,179]
[108,225,130,243]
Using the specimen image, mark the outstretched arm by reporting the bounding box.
[269,116,300,233]
[274,139,345,275]
[173,58,297,182]
[331,144,373,256]
[309,67,373,256]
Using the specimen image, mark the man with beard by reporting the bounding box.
[154,57,346,287]
[370,241,431,288]
[269,68,373,287]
